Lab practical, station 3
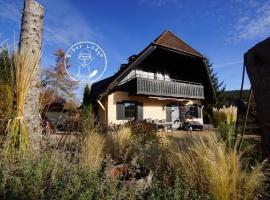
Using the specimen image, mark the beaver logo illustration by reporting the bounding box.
[65,41,107,83]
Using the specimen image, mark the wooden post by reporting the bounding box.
[19,0,44,150]
[237,88,252,152]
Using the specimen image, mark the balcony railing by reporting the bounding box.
[135,77,204,99]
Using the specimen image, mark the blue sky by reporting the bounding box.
[1,0,270,94]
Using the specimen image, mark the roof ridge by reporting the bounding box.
[154,30,170,43]
[153,30,204,58]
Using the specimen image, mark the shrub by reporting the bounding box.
[95,122,120,134]
[0,151,100,200]
[145,176,211,200]
[1,149,205,200]
[124,120,157,144]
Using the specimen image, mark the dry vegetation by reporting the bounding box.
[4,48,40,158]
[81,132,105,170]
[213,105,237,125]
[213,105,238,146]
[173,133,263,200]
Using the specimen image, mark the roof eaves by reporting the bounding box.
[153,42,205,59]
[100,45,157,97]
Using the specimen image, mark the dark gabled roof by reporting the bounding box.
[44,98,66,112]
[90,74,116,99]
[90,30,214,100]
[91,45,156,99]
[153,30,204,58]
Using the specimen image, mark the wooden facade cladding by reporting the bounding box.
[136,77,204,99]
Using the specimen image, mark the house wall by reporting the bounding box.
[46,112,68,127]
[100,91,203,124]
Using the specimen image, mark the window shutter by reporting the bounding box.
[137,103,143,120]
[197,106,202,118]
[116,102,125,120]
[166,105,172,122]
[185,105,190,118]
[179,105,186,122]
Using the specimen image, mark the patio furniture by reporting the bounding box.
[187,120,203,130]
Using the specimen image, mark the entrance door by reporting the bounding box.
[171,104,180,129]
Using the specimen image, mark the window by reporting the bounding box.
[116,101,143,120]
[155,72,163,80]
[189,105,201,118]
[124,102,136,119]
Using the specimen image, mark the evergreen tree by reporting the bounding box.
[204,58,226,123]
[206,58,226,107]
[82,84,94,131]
[82,84,91,107]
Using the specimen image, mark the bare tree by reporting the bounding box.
[19,0,44,150]
[43,49,78,100]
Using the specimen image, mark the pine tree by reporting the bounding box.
[82,84,94,131]
[206,58,226,107]
[204,58,226,123]
[82,84,91,107]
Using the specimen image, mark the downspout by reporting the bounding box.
[201,105,204,120]
[97,99,107,123]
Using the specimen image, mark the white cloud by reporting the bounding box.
[231,1,270,41]
[0,0,101,48]
[40,0,101,48]
[0,1,21,24]
[214,60,243,69]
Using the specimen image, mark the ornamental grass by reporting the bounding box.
[173,134,263,200]
[213,105,237,145]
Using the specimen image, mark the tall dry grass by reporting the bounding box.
[106,128,132,162]
[5,47,40,158]
[81,128,133,169]
[81,131,105,170]
[173,134,263,200]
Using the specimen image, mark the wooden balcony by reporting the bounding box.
[135,77,204,99]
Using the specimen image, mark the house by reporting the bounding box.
[43,98,68,131]
[90,31,215,129]
[43,98,78,131]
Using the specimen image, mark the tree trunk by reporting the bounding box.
[19,0,44,150]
